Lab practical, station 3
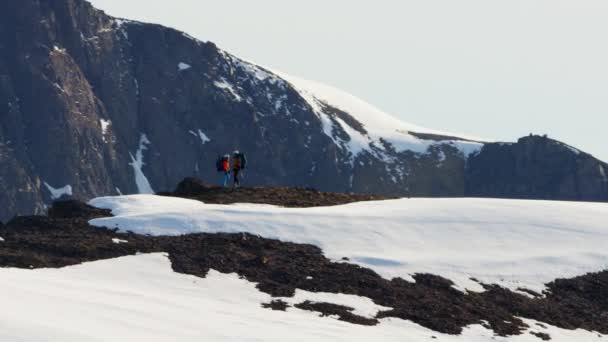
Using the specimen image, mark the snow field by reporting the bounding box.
[90,195,608,294]
[0,253,603,342]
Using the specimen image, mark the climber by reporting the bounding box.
[216,154,231,187]
[231,150,247,188]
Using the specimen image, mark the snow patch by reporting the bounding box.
[233,58,276,82]
[280,290,391,319]
[112,238,128,244]
[556,141,582,155]
[89,195,608,294]
[278,72,485,161]
[213,79,242,102]
[436,150,446,166]
[188,129,211,144]
[114,18,129,29]
[128,134,154,194]
[113,18,137,40]
[43,182,73,200]
[100,119,111,142]
[52,45,66,54]
[53,83,64,93]
[178,62,192,71]
[0,237,4,242]
[134,78,140,96]
[600,164,606,181]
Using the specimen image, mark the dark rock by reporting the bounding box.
[48,200,112,220]
[294,301,379,326]
[466,135,608,201]
[530,331,552,340]
[173,178,213,197]
[262,300,289,311]
[164,178,390,207]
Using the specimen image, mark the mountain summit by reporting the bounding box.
[0,0,606,220]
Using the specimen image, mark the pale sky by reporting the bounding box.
[89,0,608,161]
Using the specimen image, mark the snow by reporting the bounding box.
[0,253,604,341]
[113,18,138,29]
[600,164,607,181]
[53,83,64,93]
[556,141,582,155]
[43,182,73,200]
[189,129,211,144]
[274,71,486,159]
[279,289,392,319]
[134,78,140,96]
[128,134,154,194]
[113,18,140,40]
[215,51,484,162]
[232,58,276,82]
[437,150,447,165]
[0,237,4,242]
[100,119,111,142]
[52,45,66,54]
[90,195,608,294]
[178,62,192,71]
[213,78,242,101]
[112,238,128,244]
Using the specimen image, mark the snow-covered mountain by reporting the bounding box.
[2,193,608,341]
[0,0,607,221]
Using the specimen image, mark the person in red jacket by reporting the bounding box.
[216,154,231,187]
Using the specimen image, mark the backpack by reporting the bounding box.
[216,156,223,172]
[237,152,247,170]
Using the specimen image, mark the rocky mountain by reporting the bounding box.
[0,0,606,221]
[467,135,608,201]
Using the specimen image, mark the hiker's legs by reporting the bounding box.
[222,172,230,187]
[233,169,240,187]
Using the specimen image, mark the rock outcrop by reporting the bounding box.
[466,135,608,201]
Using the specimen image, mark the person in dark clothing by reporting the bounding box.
[231,150,247,188]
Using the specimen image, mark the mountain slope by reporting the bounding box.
[0,0,607,220]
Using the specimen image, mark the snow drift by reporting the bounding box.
[90,195,608,294]
[1,253,604,342]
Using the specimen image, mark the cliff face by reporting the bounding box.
[466,136,608,201]
[0,0,606,220]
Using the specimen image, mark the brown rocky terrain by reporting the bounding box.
[160,178,390,207]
